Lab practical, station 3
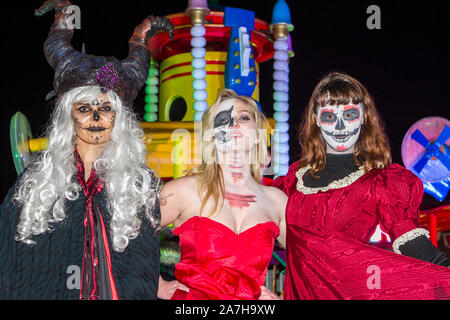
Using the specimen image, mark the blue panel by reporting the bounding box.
[224,7,255,31]
[224,27,257,97]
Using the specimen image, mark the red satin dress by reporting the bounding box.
[273,162,450,300]
[171,216,280,300]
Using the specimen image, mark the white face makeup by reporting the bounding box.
[315,103,363,153]
[213,98,257,154]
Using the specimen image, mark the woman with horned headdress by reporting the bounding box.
[273,72,450,300]
[157,89,287,300]
[0,0,173,299]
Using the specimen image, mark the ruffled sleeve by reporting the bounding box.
[375,163,424,241]
[271,160,300,196]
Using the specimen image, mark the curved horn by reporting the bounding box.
[35,0,85,71]
[120,15,174,102]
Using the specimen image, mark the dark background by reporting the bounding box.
[0,0,448,206]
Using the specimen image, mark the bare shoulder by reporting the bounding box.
[261,184,288,201]
[160,175,199,208]
[159,175,199,226]
[160,175,197,195]
[260,184,287,221]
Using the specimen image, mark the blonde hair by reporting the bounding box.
[188,88,269,216]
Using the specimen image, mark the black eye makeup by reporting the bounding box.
[343,108,360,121]
[320,111,337,123]
[77,104,91,113]
[75,102,113,113]
[99,104,112,112]
[214,106,234,128]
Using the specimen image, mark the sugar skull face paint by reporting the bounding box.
[316,104,363,153]
[72,93,116,146]
[213,98,257,153]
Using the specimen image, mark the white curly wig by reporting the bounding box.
[13,86,160,252]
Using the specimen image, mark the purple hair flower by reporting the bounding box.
[95,62,120,92]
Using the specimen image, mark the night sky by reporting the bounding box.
[0,0,448,206]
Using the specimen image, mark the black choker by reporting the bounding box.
[303,153,359,188]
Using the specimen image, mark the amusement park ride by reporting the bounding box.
[8,0,450,295]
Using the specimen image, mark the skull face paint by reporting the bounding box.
[72,93,116,146]
[316,104,363,153]
[213,98,257,154]
[213,105,234,152]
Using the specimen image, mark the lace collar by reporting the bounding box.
[295,165,367,195]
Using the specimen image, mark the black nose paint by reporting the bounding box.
[93,110,100,121]
[335,117,345,130]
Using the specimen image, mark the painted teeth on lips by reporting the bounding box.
[333,132,350,142]
[86,127,106,132]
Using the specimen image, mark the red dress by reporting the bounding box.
[171,216,280,300]
[273,162,450,300]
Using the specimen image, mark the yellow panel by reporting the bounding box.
[141,121,196,130]
[159,51,227,122]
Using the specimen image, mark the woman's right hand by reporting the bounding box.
[157,277,189,300]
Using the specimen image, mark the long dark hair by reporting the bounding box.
[298,72,391,176]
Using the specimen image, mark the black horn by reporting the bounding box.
[36,0,85,73]
[36,1,174,107]
[120,15,174,105]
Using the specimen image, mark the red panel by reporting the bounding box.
[148,12,274,63]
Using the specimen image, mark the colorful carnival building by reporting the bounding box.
[141,0,294,179]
